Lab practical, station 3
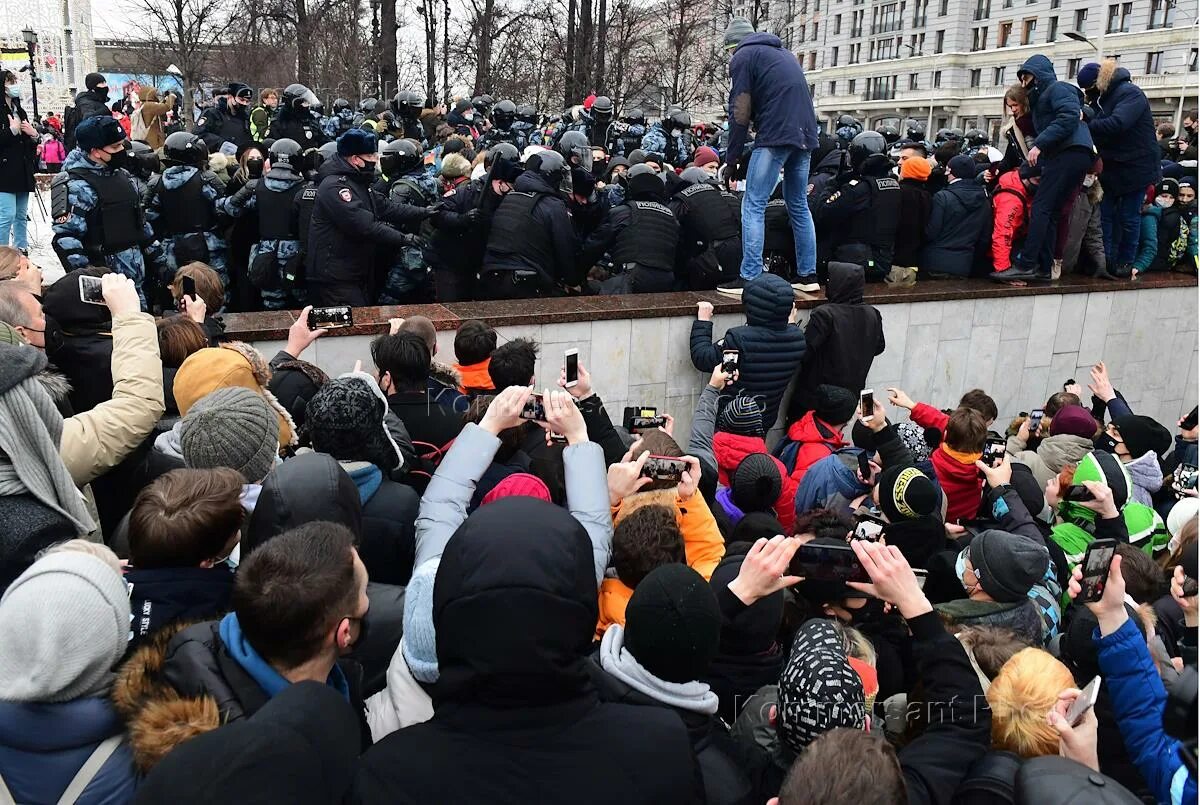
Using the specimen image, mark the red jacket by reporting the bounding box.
[785,411,848,487]
[713,432,797,533]
[991,169,1032,271]
[911,402,983,523]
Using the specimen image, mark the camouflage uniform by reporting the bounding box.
[219,173,313,310]
[144,165,229,304]
[376,169,439,304]
[640,122,693,168]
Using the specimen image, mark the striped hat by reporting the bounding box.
[717,395,764,437]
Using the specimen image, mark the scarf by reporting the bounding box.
[599,625,719,715]
[0,376,94,533]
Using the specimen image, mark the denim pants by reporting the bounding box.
[740,146,816,281]
[1013,147,1093,274]
[0,192,29,250]
[1100,187,1144,266]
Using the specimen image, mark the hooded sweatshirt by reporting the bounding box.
[1018,55,1094,156]
[712,432,798,533]
[785,411,848,486]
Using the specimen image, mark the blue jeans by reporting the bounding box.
[740,146,816,281]
[1100,187,1144,266]
[0,192,29,250]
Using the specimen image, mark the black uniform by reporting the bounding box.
[813,155,902,281]
[427,180,506,302]
[193,98,254,153]
[268,107,328,148]
[480,171,578,299]
[668,182,742,289]
[580,199,680,294]
[306,155,427,306]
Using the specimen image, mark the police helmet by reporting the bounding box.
[392,89,424,118]
[626,162,665,200]
[380,138,423,178]
[333,98,353,119]
[963,128,989,148]
[591,95,614,119]
[268,138,304,173]
[904,119,925,141]
[679,166,716,186]
[308,140,339,172]
[666,110,692,132]
[933,127,954,145]
[528,148,572,195]
[516,103,538,124]
[623,108,645,125]
[472,96,491,116]
[163,131,209,167]
[876,123,900,144]
[492,99,517,129]
[948,127,964,140]
[282,83,320,113]
[485,141,520,168]
[129,140,160,179]
[848,130,887,168]
[835,115,863,143]
[359,98,379,115]
[557,130,593,172]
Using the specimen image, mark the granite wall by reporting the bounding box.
[248,284,1199,441]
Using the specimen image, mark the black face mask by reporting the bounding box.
[245,158,264,179]
[1096,433,1121,454]
[94,86,109,102]
[345,610,371,654]
[356,160,377,177]
[106,146,132,171]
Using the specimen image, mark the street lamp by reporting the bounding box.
[1063,28,1104,60]
[20,27,39,119]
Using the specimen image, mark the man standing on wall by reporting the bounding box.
[718,17,821,298]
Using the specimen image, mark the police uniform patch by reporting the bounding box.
[197,117,207,127]
[339,188,353,202]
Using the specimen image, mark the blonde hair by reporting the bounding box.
[843,625,878,667]
[41,539,123,575]
[986,647,1074,758]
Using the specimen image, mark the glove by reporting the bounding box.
[232,179,258,206]
[402,233,423,247]
[423,202,444,218]
[465,208,482,224]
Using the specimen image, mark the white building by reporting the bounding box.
[1,0,96,117]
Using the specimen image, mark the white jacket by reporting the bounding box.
[364,637,434,742]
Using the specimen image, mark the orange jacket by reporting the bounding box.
[453,359,494,394]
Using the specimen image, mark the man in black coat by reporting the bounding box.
[355,498,703,804]
[193,83,255,154]
[920,155,992,278]
[307,130,431,306]
[63,73,112,152]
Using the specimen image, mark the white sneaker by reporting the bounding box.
[792,280,820,293]
[1051,259,1062,281]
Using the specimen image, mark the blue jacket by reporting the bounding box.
[0,697,138,803]
[689,272,807,429]
[1086,63,1160,196]
[920,179,991,277]
[726,33,820,166]
[1018,55,1094,157]
[1095,616,1197,805]
[793,449,867,517]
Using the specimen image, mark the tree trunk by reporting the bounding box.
[442,0,450,104]
[379,0,397,99]
[564,0,576,105]
[595,0,607,93]
[575,0,593,95]
[473,0,495,95]
[295,0,313,84]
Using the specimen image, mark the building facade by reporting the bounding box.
[1,0,96,115]
[749,0,1196,138]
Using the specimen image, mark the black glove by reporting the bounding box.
[231,179,257,206]
[465,208,482,224]
[423,202,445,219]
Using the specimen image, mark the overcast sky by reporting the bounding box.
[89,0,141,39]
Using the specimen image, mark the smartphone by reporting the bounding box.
[181,275,197,301]
[857,451,873,483]
[721,349,739,375]
[1027,408,1044,434]
[860,389,875,421]
[788,541,871,584]
[1174,463,1198,497]
[983,435,1006,468]
[1064,675,1101,727]
[1062,484,1095,502]
[1078,538,1118,603]
[914,568,928,590]
[1183,406,1198,432]
[79,274,106,305]
[520,393,547,422]
[564,348,579,388]
[307,305,353,329]
[640,455,689,482]
[853,513,887,542]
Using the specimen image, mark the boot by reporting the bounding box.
[1050,258,1062,280]
[884,265,917,288]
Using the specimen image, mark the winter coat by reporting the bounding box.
[364,637,434,742]
[704,573,785,726]
[125,565,234,651]
[1133,203,1162,272]
[338,460,421,586]
[690,272,807,430]
[792,449,869,517]
[355,497,703,805]
[134,87,176,151]
[0,98,36,194]
[1006,433,1095,488]
[789,263,884,418]
[1063,178,1106,274]
[894,178,932,267]
[911,403,984,524]
[1095,616,1198,805]
[64,90,112,152]
[784,411,848,486]
[713,432,798,533]
[1086,61,1161,197]
[991,169,1033,271]
[42,137,66,166]
[921,179,991,277]
[1125,450,1164,508]
[1136,203,1189,273]
[0,698,138,803]
[725,33,820,167]
[1019,54,1095,157]
[388,389,465,452]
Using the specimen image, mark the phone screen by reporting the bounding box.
[1028,408,1044,433]
[983,437,1006,468]
[854,515,886,541]
[640,455,688,482]
[721,350,739,374]
[307,306,353,329]
[857,451,872,482]
[564,349,579,387]
[1079,539,1117,603]
[520,393,547,422]
[860,389,875,420]
[1174,463,1198,496]
[1183,406,1198,432]
[788,542,871,584]
[79,274,106,305]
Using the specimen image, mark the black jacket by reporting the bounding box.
[690,272,806,430]
[355,498,702,804]
[192,98,254,153]
[64,90,111,151]
[482,170,579,287]
[388,390,465,453]
[42,273,115,414]
[920,179,991,278]
[894,178,932,267]
[265,107,328,147]
[356,466,421,586]
[788,262,884,419]
[125,565,234,652]
[307,155,427,304]
[0,99,35,194]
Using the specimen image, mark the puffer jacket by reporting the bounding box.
[1018,54,1094,157]
[1006,433,1095,487]
[920,179,991,277]
[690,273,806,430]
[713,432,798,533]
[1085,60,1160,197]
[364,637,434,741]
[991,169,1032,271]
[784,411,847,486]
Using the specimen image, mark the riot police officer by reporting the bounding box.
[611,108,646,157]
[580,164,679,294]
[52,116,163,308]
[480,149,578,299]
[833,114,863,148]
[375,138,442,303]
[126,140,161,195]
[479,100,527,152]
[513,103,539,146]
[391,90,426,142]
[962,128,990,156]
[144,131,229,303]
[641,109,693,168]
[194,82,255,154]
[268,84,328,146]
[325,98,356,140]
[668,166,742,289]
[586,96,617,149]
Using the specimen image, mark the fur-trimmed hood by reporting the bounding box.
[1095,58,1126,95]
[430,360,461,389]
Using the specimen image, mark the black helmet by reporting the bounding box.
[516,103,537,124]
[623,108,645,125]
[268,138,304,173]
[282,83,320,113]
[933,127,953,144]
[903,119,925,141]
[163,131,209,167]
[308,140,338,173]
[392,90,424,118]
[835,115,863,143]
[359,98,379,115]
[679,166,715,186]
[666,110,691,132]
[837,114,859,128]
[485,141,520,168]
[528,148,571,195]
[333,98,353,119]
[492,99,516,129]
[129,140,160,179]
[848,130,887,168]
[876,123,900,144]
[963,128,989,148]
[472,95,491,116]
[557,130,593,172]
[591,95,614,118]
[380,138,423,178]
[626,162,665,200]
[948,127,964,140]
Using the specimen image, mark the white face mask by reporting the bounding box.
[1157,195,1175,208]
[1082,175,1096,188]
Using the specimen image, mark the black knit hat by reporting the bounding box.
[1111,415,1172,461]
[74,116,125,151]
[1156,178,1180,198]
[968,529,1050,603]
[1016,757,1142,805]
[732,453,782,513]
[851,420,878,452]
[305,375,402,471]
[730,511,786,543]
[877,465,938,521]
[84,72,106,91]
[814,384,857,426]
[709,553,784,654]
[717,395,764,437]
[228,82,253,100]
[625,564,721,683]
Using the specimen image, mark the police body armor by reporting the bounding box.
[296,183,318,255]
[251,179,306,291]
[678,183,739,243]
[487,191,554,277]
[155,173,217,235]
[764,198,793,253]
[840,176,901,278]
[612,201,678,273]
[53,169,143,258]
[618,131,641,156]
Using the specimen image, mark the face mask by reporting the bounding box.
[343,610,371,654]
[94,86,109,102]
[1156,195,1175,208]
[1096,433,1121,454]
[245,157,264,179]
[106,146,131,170]
[671,128,683,137]
[5,85,19,99]
[356,159,377,176]
[955,549,978,595]
[1082,175,1096,188]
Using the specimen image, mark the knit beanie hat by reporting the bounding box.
[851,421,879,452]
[948,154,978,180]
[1168,498,1200,543]
[1048,405,1098,439]
[402,560,440,683]
[85,72,107,91]
[894,420,937,463]
[1157,178,1180,198]
[968,529,1050,603]
[0,551,130,702]
[75,116,125,151]
[305,373,403,472]
[731,453,782,513]
[730,511,787,544]
[625,564,721,683]
[481,472,552,506]
[709,553,783,654]
[900,157,932,181]
[1075,62,1102,89]
[1052,451,1135,558]
[694,146,720,168]
[174,344,296,447]
[717,395,765,437]
[227,82,253,100]
[878,465,938,521]
[1111,415,1172,461]
[815,384,858,426]
[440,152,472,179]
[181,386,280,483]
[723,16,755,49]
[337,128,378,157]
[778,619,865,752]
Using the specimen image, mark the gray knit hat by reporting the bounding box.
[969,529,1050,603]
[724,16,755,49]
[181,386,280,483]
[0,551,130,702]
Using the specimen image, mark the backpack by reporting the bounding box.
[62,103,81,150]
[129,105,150,142]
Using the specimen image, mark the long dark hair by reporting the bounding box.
[1,70,15,114]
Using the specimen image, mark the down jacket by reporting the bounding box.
[1005,433,1095,488]
[1018,54,1094,157]
[690,272,806,430]
[991,170,1033,271]
[1085,60,1160,197]
[921,179,991,277]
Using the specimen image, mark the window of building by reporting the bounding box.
[876,2,900,34]
[912,0,927,27]
[1191,48,1199,72]
[935,29,944,52]
[1050,0,1059,7]
[809,51,817,69]
[848,78,857,94]
[1067,57,1081,78]
[829,79,838,94]
[994,65,1006,84]
[1106,2,1132,33]
[1021,17,1036,44]
[933,69,942,87]
[812,22,819,40]
[834,13,842,33]
[1047,15,1058,41]
[909,72,919,89]
[1003,0,1012,7]
[831,45,839,65]
[974,0,990,20]
[972,27,988,50]
[1145,51,1162,74]
[1148,0,1174,29]
[970,68,982,87]
[852,9,864,36]
[850,42,862,63]
[939,0,948,14]
[998,20,1012,46]
[798,23,806,40]
[1073,8,1086,32]
[876,37,895,58]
